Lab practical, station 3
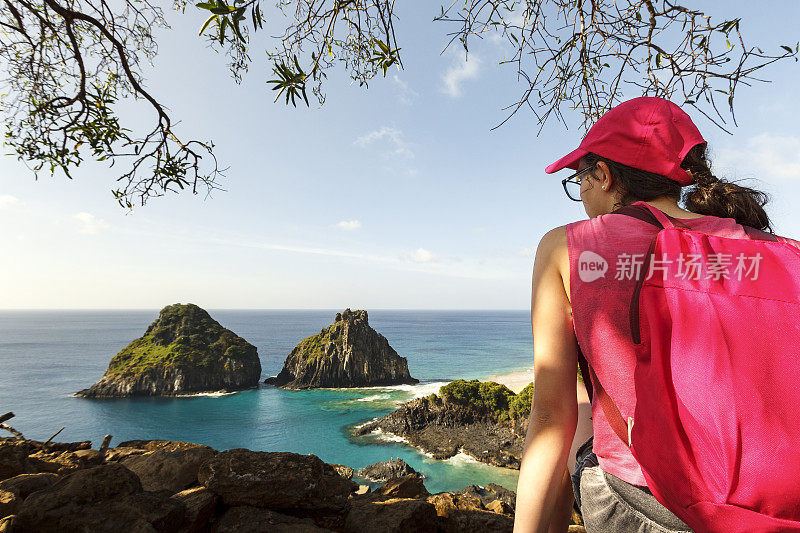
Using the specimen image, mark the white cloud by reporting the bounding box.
[337,220,362,230]
[488,10,528,48]
[378,165,418,178]
[205,236,509,279]
[715,133,800,182]
[405,248,438,263]
[0,195,21,208]
[441,50,482,98]
[73,212,110,235]
[392,75,419,106]
[354,126,414,159]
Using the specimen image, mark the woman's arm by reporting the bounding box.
[513,226,580,533]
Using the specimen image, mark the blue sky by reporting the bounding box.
[1,1,799,309]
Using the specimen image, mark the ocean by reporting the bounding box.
[0,309,532,493]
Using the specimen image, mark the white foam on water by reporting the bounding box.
[368,428,434,458]
[376,381,450,400]
[370,428,410,444]
[442,448,482,465]
[355,394,391,402]
[173,390,238,398]
[352,417,379,430]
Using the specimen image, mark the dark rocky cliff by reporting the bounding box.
[353,380,535,470]
[1,435,575,532]
[76,303,261,398]
[264,309,418,389]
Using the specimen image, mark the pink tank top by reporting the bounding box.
[565,209,783,486]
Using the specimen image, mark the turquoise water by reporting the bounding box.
[0,310,531,493]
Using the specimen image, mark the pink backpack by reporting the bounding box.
[578,200,800,532]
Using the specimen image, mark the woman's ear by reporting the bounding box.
[595,161,613,191]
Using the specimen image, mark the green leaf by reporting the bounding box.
[655,53,662,68]
[195,2,215,9]
[219,17,227,44]
[781,45,794,54]
[231,19,245,41]
[375,39,390,54]
[199,14,217,36]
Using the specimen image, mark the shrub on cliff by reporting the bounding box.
[439,379,516,422]
[508,382,535,420]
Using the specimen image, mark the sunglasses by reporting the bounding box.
[561,163,597,202]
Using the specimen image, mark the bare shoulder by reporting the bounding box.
[533,225,571,299]
[542,225,567,246]
[535,225,569,267]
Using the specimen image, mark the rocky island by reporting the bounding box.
[354,379,535,470]
[264,309,419,389]
[76,304,261,398]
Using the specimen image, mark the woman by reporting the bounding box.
[512,96,798,533]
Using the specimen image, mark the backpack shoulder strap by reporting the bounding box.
[577,346,631,448]
[610,204,664,229]
[611,203,693,230]
[583,202,686,448]
[577,344,593,402]
[743,225,779,242]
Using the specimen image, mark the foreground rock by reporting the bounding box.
[198,449,358,512]
[170,486,218,532]
[354,380,535,469]
[264,309,419,389]
[16,463,185,532]
[120,445,217,492]
[357,458,421,482]
[0,435,587,532]
[214,505,332,532]
[76,303,262,398]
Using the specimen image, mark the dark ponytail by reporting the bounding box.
[681,144,772,232]
[584,146,773,232]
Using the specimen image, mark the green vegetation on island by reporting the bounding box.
[77,303,261,398]
[435,379,536,423]
[294,323,341,364]
[106,304,255,376]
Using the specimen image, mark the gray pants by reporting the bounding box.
[571,437,693,533]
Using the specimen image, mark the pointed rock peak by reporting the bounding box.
[159,302,207,317]
[336,308,368,325]
[264,308,417,389]
[144,303,219,345]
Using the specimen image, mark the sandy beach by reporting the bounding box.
[480,365,534,394]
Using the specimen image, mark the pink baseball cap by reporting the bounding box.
[545,97,706,186]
